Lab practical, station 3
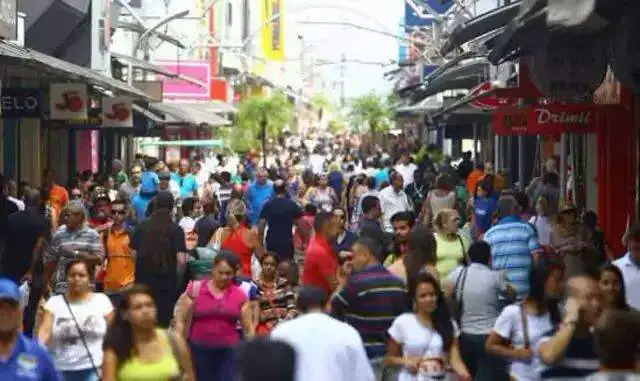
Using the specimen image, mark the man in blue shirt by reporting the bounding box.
[244,168,273,226]
[0,278,60,380]
[176,159,199,199]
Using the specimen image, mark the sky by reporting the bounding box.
[285,0,404,101]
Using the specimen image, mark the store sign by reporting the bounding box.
[102,96,133,127]
[531,32,607,99]
[469,81,519,110]
[493,104,599,135]
[50,83,88,120]
[0,88,43,118]
[0,0,17,40]
[610,15,640,92]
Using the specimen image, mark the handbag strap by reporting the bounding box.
[519,302,531,349]
[62,295,101,378]
[452,267,469,325]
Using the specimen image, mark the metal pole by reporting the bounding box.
[494,135,500,172]
[518,135,525,190]
[260,118,267,168]
[472,122,478,165]
[128,30,135,85]
[559,133,568,205]
[340,54,346,107]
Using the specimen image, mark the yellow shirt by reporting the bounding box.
[434,233,470,282]
[117,329,180,381]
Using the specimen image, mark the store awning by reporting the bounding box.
[132,104,165,124]
[111,52,209,89]
[441,2,522,55]
[422,59,490,98]
[0,41,154,100]
[140,139,225,147]
[148,102,232,127]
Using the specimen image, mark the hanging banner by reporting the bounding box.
[469,81,520,110]
[50,83,88,120]
[530,32,607,99]
[102,96,133,127]
[493,104,600,135]
[610,14,640,92]
[261,0,285,61]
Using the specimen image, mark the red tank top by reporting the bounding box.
[222,226,253,277]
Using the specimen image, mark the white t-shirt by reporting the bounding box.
[310,154,326,174]
[612,253,640,310]
[179,216,197,233]
[395,163,418,186]
[379,186,412,232]
[529,216,552,246]
[44,293,113,371]
[271,312,374,381]
[492,304,553,381]
[388,313,459,381]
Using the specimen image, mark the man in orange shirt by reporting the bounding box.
[103,199,135,305]
[302,211,340,296]
[42,169,68,219]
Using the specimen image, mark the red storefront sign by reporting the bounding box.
[493,104,602,135]
[469,81,520,110]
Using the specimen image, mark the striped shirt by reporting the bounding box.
[331,264,407,359]
[540,329,599,380]
[484,216,541,298]
[43,224,105,294]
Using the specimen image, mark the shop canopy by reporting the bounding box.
[111,52,209,89]
[0,41,153,100]
[422,59,490,99]
[140,139,225,147]
[148,102,233,127]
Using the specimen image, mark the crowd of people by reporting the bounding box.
[0,137,638,381]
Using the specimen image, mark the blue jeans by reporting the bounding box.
[60,368,100,381]
[459,333,509,381]
[189,341,236,381]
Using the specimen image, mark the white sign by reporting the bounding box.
[611,15,640,92]
[530,32,607,99]
[102,96,133,127]
[50,83,88,120]
[534,108,593,125]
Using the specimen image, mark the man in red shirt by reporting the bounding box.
[302,211,340,295]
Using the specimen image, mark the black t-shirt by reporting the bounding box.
[2,210,47,282]
[260,196,302,260]
[130,219,186,281]
[194,214,219,248]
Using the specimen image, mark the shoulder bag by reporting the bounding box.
[62,295,101,379]
[450,266,468,326]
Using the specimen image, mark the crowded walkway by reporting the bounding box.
[0,136,639,381]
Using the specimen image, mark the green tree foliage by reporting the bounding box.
[227,91,294,152]
[347,91,393,134]
[310,93,332,120]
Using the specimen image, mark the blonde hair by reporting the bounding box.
[433,208,458,232]
[226,199,247,228]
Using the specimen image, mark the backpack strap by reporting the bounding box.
[520,302,531,349]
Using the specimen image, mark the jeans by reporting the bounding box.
[370,358,399,381]
[189,341,236,381]
[60,368,100,381]
[459,333,509,381]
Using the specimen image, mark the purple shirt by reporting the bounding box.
[189,282,248,347]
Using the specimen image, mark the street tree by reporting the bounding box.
[347,91,393,137]
[228,91,294,153]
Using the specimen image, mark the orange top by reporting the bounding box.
[104,227,135,291]
[49,184,69,218]
[466,169,484,196]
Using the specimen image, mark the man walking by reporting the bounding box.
[259,180,303,262]
[271,286,374,381]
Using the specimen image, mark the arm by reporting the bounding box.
[77,233,105,266]
[23,236,46,281]
[258,219,267,245]
[37,310,54,346]
[449,339,471,380]
[241,302,256,339]
[101,349,119,381]
[104,310,115,327]
[172,293,194,338]
[539,323,577,365]
[284,285,297,319]
[384,338,420,375]
[485,331,532,361]
[173,332,197,381]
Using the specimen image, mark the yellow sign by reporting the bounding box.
[261,0,285,61]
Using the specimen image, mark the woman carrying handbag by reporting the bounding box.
[38,259,114,381]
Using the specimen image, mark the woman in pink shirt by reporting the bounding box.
[174,252,255,381]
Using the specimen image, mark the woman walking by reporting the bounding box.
[385,272,471,380]
[102,285,195,381]
[174,253,255,381]
[253,252,297,335]
[38,259,114,381]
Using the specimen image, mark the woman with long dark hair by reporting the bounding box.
[388,225,438,284]
[598,263,631,311]
[102,285,194,381]
[129,191,187,327]
[486,257,563,381]
[385,272,470,381]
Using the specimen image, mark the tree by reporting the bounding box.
[347,91,393,135]
[310,93,332,121]
[227,91,294,153]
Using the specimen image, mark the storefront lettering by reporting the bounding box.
[1,94,38,111]
[534,108,593,125]
[504,114,527,133]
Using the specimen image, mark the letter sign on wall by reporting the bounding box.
[50,83,88,120]
[530,32,608,99]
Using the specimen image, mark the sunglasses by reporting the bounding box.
[334,213,346,220]
[71,193,82,199]
[113,210,127,215]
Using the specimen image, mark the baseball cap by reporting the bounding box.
[0,278,21,304]
[158,171,171,180]
[92,191,111,204]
